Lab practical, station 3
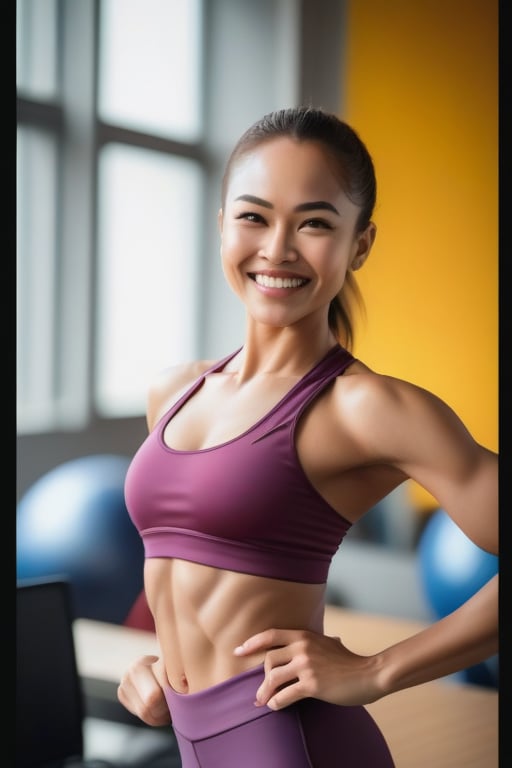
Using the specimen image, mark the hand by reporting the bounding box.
[117,655,172,727]
[234,628,381,710]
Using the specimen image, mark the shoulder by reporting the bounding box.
[334,360,497,554]
[146,358,216,431]
[331,360,480,464]
[335,359,428,413]
[336,358,454,418]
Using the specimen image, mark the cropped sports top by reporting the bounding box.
[124,344,355,584]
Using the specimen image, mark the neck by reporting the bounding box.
[228,322,338,380]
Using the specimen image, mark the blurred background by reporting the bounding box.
[17,0,498,636]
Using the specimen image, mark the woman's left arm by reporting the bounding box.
[371,384,499,694]
[234,376,498,709]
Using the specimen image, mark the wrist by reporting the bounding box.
[368,649,397,699]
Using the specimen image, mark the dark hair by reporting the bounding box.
[221,106,377,349]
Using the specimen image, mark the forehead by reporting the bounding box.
[225,137,348,206]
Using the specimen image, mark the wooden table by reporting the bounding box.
[323,605,499,768]
[74,605,499,767]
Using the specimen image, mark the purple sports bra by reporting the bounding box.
[124,345,355,584]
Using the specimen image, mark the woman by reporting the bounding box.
[118,106,498,767]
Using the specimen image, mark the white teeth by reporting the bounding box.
[254,274,306,288]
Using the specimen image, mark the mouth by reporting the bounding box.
[249,273,310,289]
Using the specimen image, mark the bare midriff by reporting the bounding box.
[144,557,326,694]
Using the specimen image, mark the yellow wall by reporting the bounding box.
[342,0,498,509]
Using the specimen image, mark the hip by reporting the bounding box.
[164,664,395,768]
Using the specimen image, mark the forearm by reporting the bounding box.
[376,574,498,695]
[232,574,498,711]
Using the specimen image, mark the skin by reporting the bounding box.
[117,137,498,726]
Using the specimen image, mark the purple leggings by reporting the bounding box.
[164,665,395,767]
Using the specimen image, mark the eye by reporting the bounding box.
[235,211,265,224]
[301,218,333,230]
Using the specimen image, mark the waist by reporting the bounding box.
[145,558,325,692]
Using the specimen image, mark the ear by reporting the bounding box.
[350,221,377,271]
[218,208,224,234]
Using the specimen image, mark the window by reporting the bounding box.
[17,126,59,430]
[95,0,204,416]
[17,0,205,431]
[95,144,202,415]
[98,0,202,141]
[17,0,342,444]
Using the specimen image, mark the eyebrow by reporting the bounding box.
[234,194,340,216]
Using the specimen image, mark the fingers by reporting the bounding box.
[245,631,352,710]
[117,680,170,726]
[234,627,300,656]
[263,678,305,710]
[255,657,300,709]
[117,655,172,727]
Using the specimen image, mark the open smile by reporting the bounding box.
[249,273,310,289]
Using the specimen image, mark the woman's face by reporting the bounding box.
[219,137,373,331]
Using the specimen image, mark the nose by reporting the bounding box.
[260,227,298,264]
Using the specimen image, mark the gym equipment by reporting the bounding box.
[17,454,144,624]
[418,508,498,687]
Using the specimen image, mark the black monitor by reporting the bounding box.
[17,578,92,768]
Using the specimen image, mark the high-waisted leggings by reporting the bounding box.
[164,664,395,767]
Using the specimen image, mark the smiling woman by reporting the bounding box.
[219,138,375,350]
[116,106,498,768]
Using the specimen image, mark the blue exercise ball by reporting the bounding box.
[418,508,498,687]
[418,508,498,618]
[17,454,144,624]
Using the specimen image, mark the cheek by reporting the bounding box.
[221,226,259,265]
[309,241,349,277]
[220,231,247,290]
[310,249,352,299]
[221,229,240,257]
[220,237,240,278]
